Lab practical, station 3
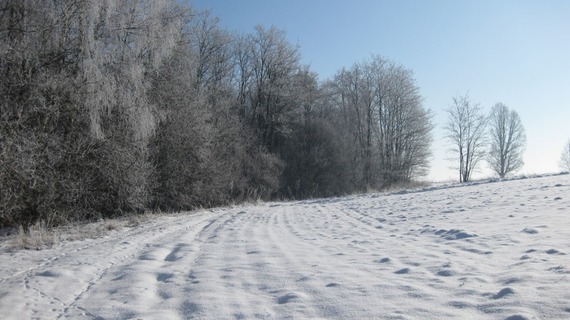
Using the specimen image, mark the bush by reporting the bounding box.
[279,119,354,199]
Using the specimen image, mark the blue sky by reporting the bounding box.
[190,0,570,181]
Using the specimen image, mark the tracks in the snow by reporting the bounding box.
[1,175,569,319]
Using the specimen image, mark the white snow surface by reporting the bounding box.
[1,175,569,319]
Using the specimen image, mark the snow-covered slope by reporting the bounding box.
[1,175,569,319]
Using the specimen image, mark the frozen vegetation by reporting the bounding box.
[0,174,569,319]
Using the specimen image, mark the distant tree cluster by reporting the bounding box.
[444,94,527,182]
[0,0,433,228]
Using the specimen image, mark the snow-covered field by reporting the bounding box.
[1,175,569,319]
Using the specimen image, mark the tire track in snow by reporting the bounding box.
[177,201,456,318]
[59,209,238,319]
[1,217,174,319]
[0,210,228,320]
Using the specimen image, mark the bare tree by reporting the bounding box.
[190,10,233,94]
[560,140,570,172]
[331,55,433,188]
[444,93,488,182]
[233,25,301,151]
[333,64,372,186]
[487,103,526,178]
[375,59,433,185]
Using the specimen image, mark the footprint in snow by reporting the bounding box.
[139,253,156,261]
[448,300,472,309]
[461,247,492,255]
[504,315,530,320]
[394,268,410,274]
[443,229,477,240]
[165,244,185,262]
[491,287,515,299]
[501,277,524,285]
[111,273,127,281]
[521,227,538,234]
[548,266,568,274]
[437,269,456,277]
[546,249,565,255]
[36,270,60,277]
[277,292,303,304]
[157,272,174,282]
[180,301,200,313]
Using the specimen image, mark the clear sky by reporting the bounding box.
[190,0,570,181]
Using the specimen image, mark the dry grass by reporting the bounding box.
[367,180,434,195]
[16,222,60,250]
[2,211,162,251]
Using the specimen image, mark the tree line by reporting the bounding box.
[0,0,434,228]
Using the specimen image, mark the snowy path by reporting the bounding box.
[1,175,569,319]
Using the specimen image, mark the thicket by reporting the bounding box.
[0,0,433,228]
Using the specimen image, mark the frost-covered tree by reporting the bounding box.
[444,93,488,183]
[375,60,433,185]
[560,140,570,172]
[233,25,302,151]
[0,0,187,226]
[333,63,373,186]
[331,55,433,188]
[488,103,526,178]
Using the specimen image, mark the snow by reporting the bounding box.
[1,174,569,319]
